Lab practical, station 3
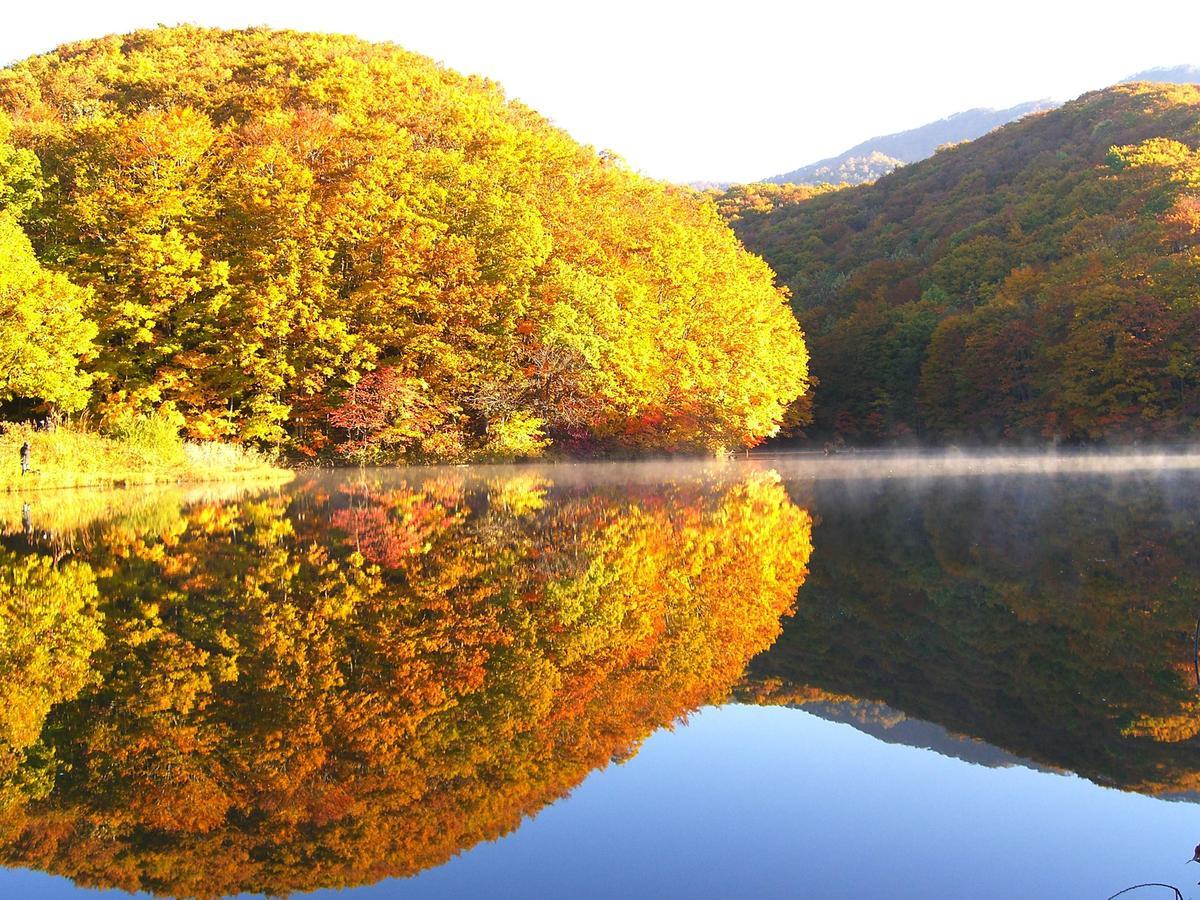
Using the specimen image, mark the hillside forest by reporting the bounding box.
[2,26,1200,457]
[721,83,1200,444]
[0,27,807,463]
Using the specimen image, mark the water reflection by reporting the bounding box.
[0,467,811,897]
[750,472,1200,798]
[7,464,1200,897]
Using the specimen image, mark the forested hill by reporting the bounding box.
[0,27,808,461]
[721,83,1200,443]
[764,100,1057,186]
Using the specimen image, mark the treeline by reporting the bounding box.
[722,84,1200,443]
[0,26,808,461]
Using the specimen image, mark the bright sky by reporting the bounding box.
[3,0,1200,183]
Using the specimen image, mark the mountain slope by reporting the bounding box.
[722,83,1200,442]
[765,100,1058,185]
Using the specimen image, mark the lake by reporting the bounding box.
[3,455,1200,899]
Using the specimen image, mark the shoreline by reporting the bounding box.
[0,425,293,495]
[8,444,1199,494]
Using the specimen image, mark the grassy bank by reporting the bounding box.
[0,423,291,493]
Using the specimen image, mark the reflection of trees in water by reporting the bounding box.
[0,551,102,809]
[0,471,811,897]
[750,475,1200,796]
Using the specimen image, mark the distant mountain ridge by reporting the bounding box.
[765,99,1059,185]
[792,698,1053,772]
[747,65,1200,189]
[1123,64,1200,84]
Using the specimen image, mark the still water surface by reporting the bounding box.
[3,456,1200,898]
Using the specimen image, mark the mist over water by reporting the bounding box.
[760,446,1200,479]
[392,446,1200,492]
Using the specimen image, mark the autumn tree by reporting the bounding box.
[0,27,809,457]
[0,111,95,412]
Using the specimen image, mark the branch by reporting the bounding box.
[1105,884,1184,900]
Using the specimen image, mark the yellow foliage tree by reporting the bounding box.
[0,27,809,457]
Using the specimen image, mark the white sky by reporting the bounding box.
[2,0,1199,183]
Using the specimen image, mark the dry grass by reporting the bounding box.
[0,422,291,493]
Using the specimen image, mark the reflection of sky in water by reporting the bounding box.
[361,705,1198,899]
[379,705,1199,899]
[5,704,1198,898]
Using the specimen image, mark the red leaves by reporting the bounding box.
[328,368,442,461]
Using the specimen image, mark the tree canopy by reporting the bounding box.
[0,26,808,458]
[0,112,95,412]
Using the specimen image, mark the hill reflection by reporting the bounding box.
[748,473,1200,797]
[0,469,811,897]
[9,465,1200,897]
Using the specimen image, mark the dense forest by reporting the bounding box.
[0,472,810,895]
[723,83,1200,443]
[0,26,807,461]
